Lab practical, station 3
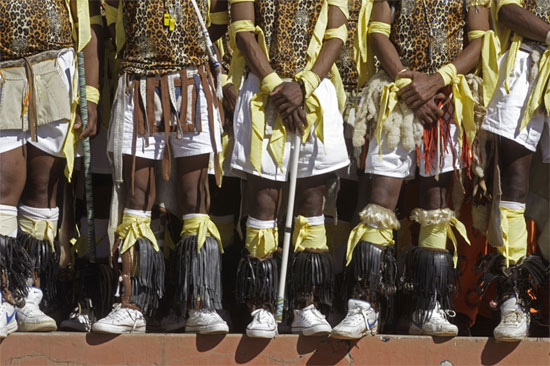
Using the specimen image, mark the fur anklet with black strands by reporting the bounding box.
[0,235,33,298]
[344,241,397,327]
[401,247,456,325]
[18,232,60,305]
[175,235,222,315]
[477,254,548,312]
[288,250,334,311]
[127,238,165,317]
[235,253,279,311]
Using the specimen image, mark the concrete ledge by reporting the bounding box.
[0,333,549,365]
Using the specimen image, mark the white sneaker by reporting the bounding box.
[291,304,331,336]
[0,293,17,338]
[494,296,530,342]
[246,309,277,339]
[60,301,95,332]
[91,304,145,334]
[16,287,57,332]
[160,310,187,332]
[409,302,458,337]
[331,299,379,339]
[185,309,229,334]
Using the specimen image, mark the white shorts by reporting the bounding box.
[231,74,350,181]
[0,49,78,158]
[108,73,222,161]
[365,114,461,179]
[482,48,549,152]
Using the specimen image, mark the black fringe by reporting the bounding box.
[0,235,33,298]
[476,253,548,309]
[175,235,222,315]
[288,251,334,309]
[131,238,166,316]
[235,253,279,310]
[400,247,456,325]
[343,241,398,328]
[18,232,60,305]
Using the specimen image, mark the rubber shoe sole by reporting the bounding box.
[494,331,527,342]
[246,328,277,339]
[330,327,377,340]
[91,323,145,334]
[291,324,331,336]
[60,320,90,332]
[185,323,229,335]
[409,324,457,337]
[17,320,57,332]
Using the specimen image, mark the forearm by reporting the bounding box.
[373,34,404,80]
[311,5,347,78]
[83,2,103,90]
[499,5,550,44]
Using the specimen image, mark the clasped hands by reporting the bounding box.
[269,81,307,136]
[397,70,447,127]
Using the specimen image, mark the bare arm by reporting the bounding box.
[311,5,347,78]
[499,4,550,43]
[371,1,404,80]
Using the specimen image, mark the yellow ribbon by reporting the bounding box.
[209,11,229,25]
[90,15,103,27]
[328,0,350,19]
[19,215,57,252]
[65,0,91,53]
[466,0,491,6]
[468,30,501,106]
[0,213,17,237]
[368,21,391,37]
[376,75,412,153]
[85,85,100,104]
[498,206,528,267]
[437,63,477,151]
[520,49,550,131]
[355,0,374,89]
[104,1,126,55]
[249,72,284,174]
[116,214,159,254]
[324,24,348,43]
[346,223,394,266]
[292,216,328,252]
[181,215,223,253]
[418,217,471,268]
[245,225,279,259]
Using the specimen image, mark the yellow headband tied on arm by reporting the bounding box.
[181,215,223,253]
[85,85,100,104]
[368,21,391,37]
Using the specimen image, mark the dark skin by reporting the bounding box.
[496,5,550,203]
[367,1,488,211]
[0,0,100,211]
[232,2,345,225]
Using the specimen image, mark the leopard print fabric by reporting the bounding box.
[523,0,550,45]
[0,0,73,61]
[255,0,325,78]
[122,0,208,75]
[336,0,362,91]
[390,0,466,74]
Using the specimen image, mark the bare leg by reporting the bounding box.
[176,153,210,215]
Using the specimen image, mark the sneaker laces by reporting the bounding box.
[501,310,525,325]
[342,307,371,330]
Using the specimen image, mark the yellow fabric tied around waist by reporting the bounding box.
[116,214,159,254]
[376,74,412,154]
[292,216,328,252]
[230,20,269,92]
[19,215,57,252]
[86,85,100,104]
[419,216,470,268]
[520,48,550,131]
[245,225,279,259]
[345,224,393,266]
[498,206,528,267]
[249,72,284,174]
[181,215,223,253]
[468,30,501,106]
[436,64,477,152]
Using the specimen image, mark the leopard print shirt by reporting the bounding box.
[255,0,325,78]
[523,0,550,46]
[0,0,73,61]
[336,0,362,91]
[122,0,208,75]
[390,0,466,74]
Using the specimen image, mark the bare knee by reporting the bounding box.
[123,156,156,211]
[247,174,281,220]
[418,173,452,210]
[296,180,326,217]
[367,174,403,211]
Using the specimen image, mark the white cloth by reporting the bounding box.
[365,118,461,179]
[0,49,80,157]
[482,49,549,152]
[231,73,350,181]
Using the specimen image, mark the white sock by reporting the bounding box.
[124,208,151,218]
[247,217,277,230]
[295,215,324,226]
[500,201,526,210]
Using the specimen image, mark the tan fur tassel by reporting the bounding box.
[410,208,454,226]
[359,204,400,230]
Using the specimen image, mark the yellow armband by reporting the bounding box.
[324,24,348,43]
[295,70,321,99]
[104,2,118,26]
[85,85,100,104]
[210,11,229,25]
[368,21,391,37]
[328,0,350,19]
[437,63,457,86]
[90,15,103,27]
[466,0,491,7]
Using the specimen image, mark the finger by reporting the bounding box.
[293,110,306,136]
[398,84,413,96]
[73,115,82,131]
[283,115,295,133]
[269,84,285,97]
[397,71,415,80]
[410,98,425,110]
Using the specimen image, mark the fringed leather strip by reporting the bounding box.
[0,235,32,298]
[344,241,397,329]
[130,238,165,316]
[400,246,456,325]
[18,232,60,305]
[235,253,279,311]
[175,235,222,315]
[288,251,334,309]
